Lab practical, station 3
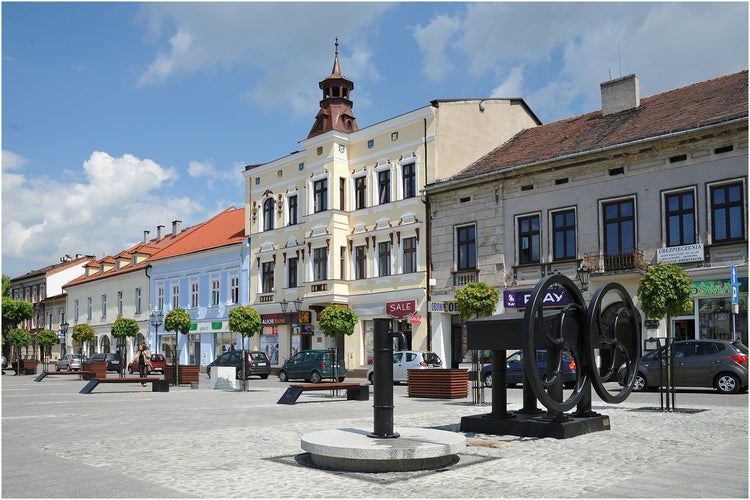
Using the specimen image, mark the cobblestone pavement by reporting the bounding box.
[2,372,747,498]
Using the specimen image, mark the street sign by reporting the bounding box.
[732,284,739,305]
[730,265,738,285]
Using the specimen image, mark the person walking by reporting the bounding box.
[135,343,152,386]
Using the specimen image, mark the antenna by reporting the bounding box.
[618,43,623,77]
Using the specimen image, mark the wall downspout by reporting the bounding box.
[423,117,432,352]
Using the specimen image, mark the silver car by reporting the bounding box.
[55,354,86,371]
[618,339,748,394]
[367,351,442,384]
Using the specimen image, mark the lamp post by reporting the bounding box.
[149,310,164,354]
[577,264,591,292]
[59,321,69,369]
[280,299,303,361]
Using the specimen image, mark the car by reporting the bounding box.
[89,353,121,372]
[481,349,577,388]
[618,339,748,394]
[366,351,443,384]
[278,349,346,383]
[206,350,271,379]
[127,353,167,375]
[55,354,86,371]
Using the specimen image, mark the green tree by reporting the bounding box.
[111,318,141,375]
[72,323,96,356]
[36,329,59,370]
[228,305,262,390]
[164,308,191,383]
[9,328,31,375]
[637,262,693,321]
[455,282,499,320]
[318,305,358,338]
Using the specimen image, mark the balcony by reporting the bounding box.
[452,269,479,287]
[583,249,646,274]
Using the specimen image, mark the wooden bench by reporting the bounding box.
[34,371,91,382]
[80,377,169,394]
[277,382,369,405]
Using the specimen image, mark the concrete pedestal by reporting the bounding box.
[212,366,238,390]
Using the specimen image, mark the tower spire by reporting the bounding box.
[307,38,358,139]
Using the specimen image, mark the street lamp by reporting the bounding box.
[577,264,591,292]
[59,321,69,367]
[149,310,164,354]
[280,298,303,361]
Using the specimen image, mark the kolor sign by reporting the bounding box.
[385,300,416,319]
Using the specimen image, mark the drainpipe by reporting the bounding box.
[423,117,432,352]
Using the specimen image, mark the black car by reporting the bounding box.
[482,349,577,388]
[207,350,271,380]
[89,353,121,372]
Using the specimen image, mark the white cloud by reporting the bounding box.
[2,149,28,171]
[187,159,242,189]
[413,13,462,82]
[490,66,525,98]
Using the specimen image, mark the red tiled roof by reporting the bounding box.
[148,206,246,262]
[448,70,748,182]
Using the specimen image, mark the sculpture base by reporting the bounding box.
[460,411,610,439]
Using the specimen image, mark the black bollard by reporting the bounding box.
[369,318,405,438]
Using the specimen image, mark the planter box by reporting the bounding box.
[164,365,200,385]
[82,361,107,379]
[407,369,469,399]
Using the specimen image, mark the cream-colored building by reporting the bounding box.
[243,42,539,371]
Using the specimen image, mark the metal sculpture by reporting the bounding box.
[461,274,642,438]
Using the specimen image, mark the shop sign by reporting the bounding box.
[430,301,459,314]
[408,315,421,324]
[504,289,571,309]
[656,243,704,263]
[385,300,416,319]
[692,278,747,297]
[261,313,288,326]
[192,321,227,333]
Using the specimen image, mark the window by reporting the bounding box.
[518,215,540,264]
[101,294,107,318]
[340,246,346,280]
[603,198,635,256]
[314,178,328,213]
[711,182,745,243]
[403,236,417,273]
[172,284,180,310]
[74,299,79,322]
[355,245,367,279]
[339,177,346,210]
[552,209,576,260]
[355,176,367,210]
[262,262,274,293]
[288,194,298,225]
[378,241,391,277]
[665,190,696,246]
[230,276,239,304]
[263,198,274,231]
[190,282,199,308]
[117,291,123,317]
[378,170,391,204]
[288,257,298,288]
[457,225,476,270]
[313,247,327,281]
[403,163,416,199]
[157,286,164,311]
[135,288,142,314]
[211,279,220,306]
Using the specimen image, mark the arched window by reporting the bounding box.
[263,198,275,231]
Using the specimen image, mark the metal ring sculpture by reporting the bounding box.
[523,275,642,412]
[522,274,588,413]
[585,282,642,404]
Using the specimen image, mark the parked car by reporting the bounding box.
[366,351,443,384]
[482,349,577,388]
[55,354,86,371]
[127,353,167,375]
[89,353,121,372]
[618,339,748,394]
[278,349,346,383]
[206,350,271,379]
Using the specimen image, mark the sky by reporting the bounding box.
[2,2,748,279]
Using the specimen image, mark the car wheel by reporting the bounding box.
[260,374,268,379]
[206,367,211,378]
[716,373,741,394]
[368,372,374,385]
[632,373,647,391]
[484,373,493,388]
[55,365,61,372]
[128,366,133,375]
[278,370,288,382]
[236,368,244,380]
[310,371,322,384]
[338,377,345,382]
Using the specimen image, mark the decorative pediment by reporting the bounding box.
[352,222,367,234]
[400,212,417,225]
[259,241,275,253]
[375,217,391,230]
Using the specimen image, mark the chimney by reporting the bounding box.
[601,74,640,116]
[172,220,182,237]
[157,225,165,241]
[143,230,150,243]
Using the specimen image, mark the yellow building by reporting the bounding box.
[243,41,539,373]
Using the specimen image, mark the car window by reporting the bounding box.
[250,352,268,361]
[536,351,546,363]
[423,352,441,364]
[405,353,417,362]
[507,352,522,363]
[392,353,403,363]
[694,343,719,356]
[731,342,748,354]
[673,343,691,358]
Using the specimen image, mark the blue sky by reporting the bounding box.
[3,2,748,279]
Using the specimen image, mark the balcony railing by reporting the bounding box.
[583,249,646,274]
[452,269,479,287]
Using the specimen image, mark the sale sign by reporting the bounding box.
[385,300,417,319]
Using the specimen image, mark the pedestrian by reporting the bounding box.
[135,343,152,386]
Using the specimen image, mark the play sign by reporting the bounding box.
[385,300,416,319]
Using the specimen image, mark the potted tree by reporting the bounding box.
[8,328,30,375]
[318,304,358,382]
[163,308,195,386]
[35,328,58,373]
[111,318,140,377]
[73,324,100,378]
[228,305,262,391]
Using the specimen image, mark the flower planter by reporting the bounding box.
[407,368,469,398]
[82,360,107,379]
[164,364,200,386]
